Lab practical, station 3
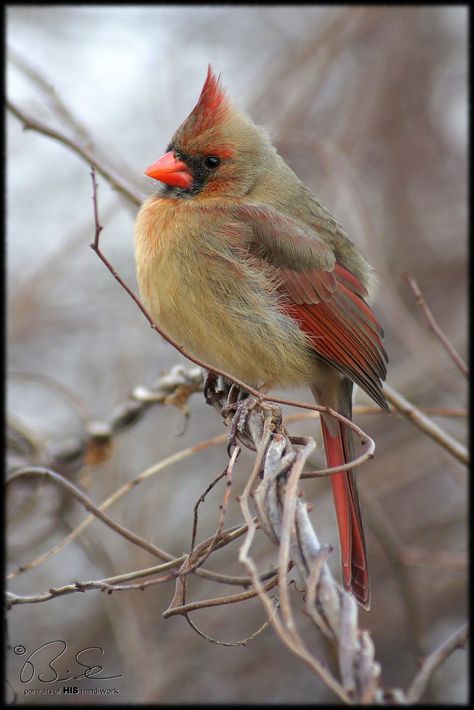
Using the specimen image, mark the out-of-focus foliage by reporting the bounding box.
[6,5,467,704]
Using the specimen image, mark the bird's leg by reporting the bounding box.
[203,370,218,404]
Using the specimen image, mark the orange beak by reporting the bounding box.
[144,151,193,188]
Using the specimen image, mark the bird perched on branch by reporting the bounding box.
[135,66,388,609]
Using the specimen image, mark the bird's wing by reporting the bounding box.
[232,203,388,409]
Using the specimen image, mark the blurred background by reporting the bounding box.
[6,5,467,704]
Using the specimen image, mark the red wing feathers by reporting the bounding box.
[277,267,336,305]
[279,266,388,410]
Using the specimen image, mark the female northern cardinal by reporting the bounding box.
[135,67,388,609]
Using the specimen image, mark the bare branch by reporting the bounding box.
[406,624,469,703]
[6,466,175,560]
[5,558,187,608]
[7,100,141,207]
[185,612,272,648]
[383,383,468,466]
[163,574,279,619]
[8,47,92,143]
[404,273,468,377]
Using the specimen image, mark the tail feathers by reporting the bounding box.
[320,411,370,610]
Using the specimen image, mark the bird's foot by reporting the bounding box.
[220,382,247,416]
[203,370,228,405]
[224,389,258,456]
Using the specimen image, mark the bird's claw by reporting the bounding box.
[226,392,257,456]
[203,371,229,405]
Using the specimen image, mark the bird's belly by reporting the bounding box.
[135,228,316,387]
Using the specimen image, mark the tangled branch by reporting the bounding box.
[205,382,381,702]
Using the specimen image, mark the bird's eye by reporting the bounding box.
[204,156,221,169]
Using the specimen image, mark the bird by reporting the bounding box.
[134,66,388,609]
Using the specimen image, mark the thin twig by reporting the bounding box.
[166,445,241,615]
[6,466,170,561]
[7,100,141,206]
[283,406,467,421]
[163,574,280,619]
[185,609,273,647]
[405,624,468,703]
[191,470,227,554]
[6,560,186,607]
[383,383,468,466]
[404,273,468,377]
[193,444,240,570]
[8,47,92,142]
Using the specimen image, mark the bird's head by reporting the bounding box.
[144,66,275,198]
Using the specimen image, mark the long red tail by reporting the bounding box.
[318,387,370,609]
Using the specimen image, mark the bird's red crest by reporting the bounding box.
[188,65,229,135]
